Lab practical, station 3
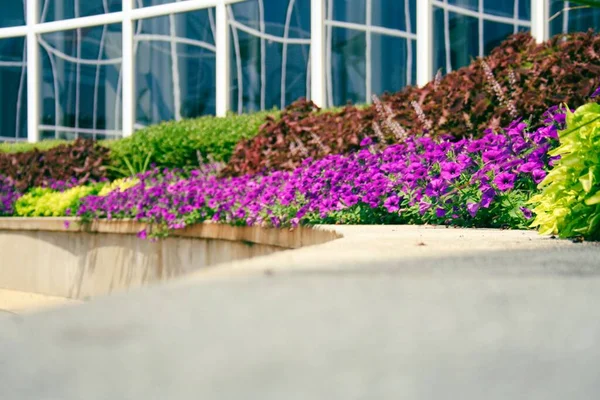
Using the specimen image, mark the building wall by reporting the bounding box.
[0,0,598,142]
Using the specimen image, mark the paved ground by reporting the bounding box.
[0,288,79,315]
[0,226,599,399]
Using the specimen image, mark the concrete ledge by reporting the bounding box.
[0,218,341,249]
[0,218,341,300]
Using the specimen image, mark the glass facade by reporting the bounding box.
[0,0,598,141]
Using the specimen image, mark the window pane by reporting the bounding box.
[0,38,27,141]
[40,24,122,139]
[550,0,600,35]
[0,0,25,28]
[328,0,366,24]
[433,8,479,73]
[483,21,524,54]
[229,0,310,112]
[447,0,478,13]
[371,34,416,95]
[329,27,366,105]
[372,0,416,33]
[483,0,528,20]
[231,0,310,39]
[135,10,217,126]
[40,0,121,23]
[433,5,528,74]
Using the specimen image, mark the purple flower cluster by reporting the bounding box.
[0,175,21,216]
[78,110,563,236]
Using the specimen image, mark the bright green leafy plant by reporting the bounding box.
[530,102,600,239]
[15,185,104,217]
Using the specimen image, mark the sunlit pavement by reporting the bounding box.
[0,226,599,400]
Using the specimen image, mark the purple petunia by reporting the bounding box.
[383,195,401,213]
[494,172,516,192]
[532,169,547,184]
[425,179,448,197]
[440,162,463,180]
[466,202,480,218]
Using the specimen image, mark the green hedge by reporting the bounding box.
[107,110,277,176]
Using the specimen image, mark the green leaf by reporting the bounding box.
[585,191,600,206]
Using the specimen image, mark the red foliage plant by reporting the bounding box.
[224,31,600,176]
[0,139,110,191]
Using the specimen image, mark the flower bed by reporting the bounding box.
[70,108,563,238]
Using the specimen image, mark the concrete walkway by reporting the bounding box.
[0,226,599,399]
[0,288,79,315]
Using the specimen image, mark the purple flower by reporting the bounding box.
[425,179,447,197]
[518,161,542,174]
[436,208,447,218]
[591,86,600,98]
[481,187,496,209]
[419,200,432,215]
[532,169,547,184]
[493,172,516,192]
[440,162,462,180]
[520,207,533,219]
[466,202,480,218]
[383,195,400,213]
[137,229,148,240]
[360,137,373,147]
[482,150,505,163]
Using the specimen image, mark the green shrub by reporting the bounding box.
[107,110,277,177]
[530,102,600,240]
[15,184,105,217]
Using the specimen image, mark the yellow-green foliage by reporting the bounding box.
[15,185,103,217]
[98,178,139,196]
[530,103,600,239]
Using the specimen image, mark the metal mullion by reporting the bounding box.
[122,0,135,136]
[215,1,230,117]
[531,0,549,42]
[417,0,433,86]
[310,0,326,107]
[26,0,40,142]
[365,0,372,103]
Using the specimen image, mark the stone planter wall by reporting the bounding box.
[0,218,340,299]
